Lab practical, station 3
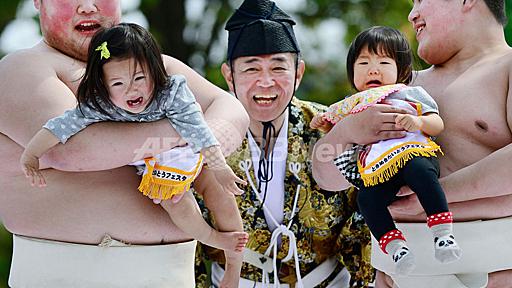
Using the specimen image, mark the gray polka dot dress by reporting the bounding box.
[43,75,219,153]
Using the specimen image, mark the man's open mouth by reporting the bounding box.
[416,25,425,36]
[253,95,277,104]
[75,22,101,33]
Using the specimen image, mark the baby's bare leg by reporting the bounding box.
[195,169,247,287]
[220,252,244,288]
[161,191,247,252]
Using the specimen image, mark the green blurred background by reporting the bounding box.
[1,0,512,286]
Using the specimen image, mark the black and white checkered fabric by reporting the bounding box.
[333,144,363,187]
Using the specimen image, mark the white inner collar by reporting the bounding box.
[247,111,289,231]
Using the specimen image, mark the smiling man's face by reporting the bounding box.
[222,52,304,123]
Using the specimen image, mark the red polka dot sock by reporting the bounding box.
[379,230,416,275]
[427,212,462,263]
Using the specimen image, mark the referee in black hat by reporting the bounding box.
[194,0,374,287]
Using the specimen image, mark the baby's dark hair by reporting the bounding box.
[346,26,413,90]
[77,23,168,114]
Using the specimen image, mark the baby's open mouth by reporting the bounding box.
[366,80,382,86]
[127,97,143,107]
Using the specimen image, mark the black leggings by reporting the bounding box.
[357,156,449,241]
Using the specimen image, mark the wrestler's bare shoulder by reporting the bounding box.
[413,51,512,174]
[414,48,512,89]
[4,45,63,68]
[0,43,85,92]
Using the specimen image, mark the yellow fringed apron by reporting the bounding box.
[357,97,442,186]
[323,84,443,187]
[134,146,204,200]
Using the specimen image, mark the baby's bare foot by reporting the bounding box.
[206,231,248,252]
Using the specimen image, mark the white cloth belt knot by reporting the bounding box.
[264,224,303,288]
[239,159,304,288]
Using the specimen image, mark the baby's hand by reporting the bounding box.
[209,164,247,195]
[20,152,46,188]
[310,113,334,133]
[395,114,422,132]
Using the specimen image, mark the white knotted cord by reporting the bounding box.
[239,159,304,288]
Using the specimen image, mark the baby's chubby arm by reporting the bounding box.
[20,106,103,185]
[20,129,60,187]
[201,145,246,195]
[310,113,334,133]
[395,112,444,136]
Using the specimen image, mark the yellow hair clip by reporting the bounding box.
[95,41,110,60]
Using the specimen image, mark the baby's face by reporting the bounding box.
[353,46,398,92]
[103,58,154,113]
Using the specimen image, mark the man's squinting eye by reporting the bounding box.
[242,67,258,73]
[273,66,287,71]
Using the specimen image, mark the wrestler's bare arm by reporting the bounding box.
[390,143,512,220]
[163,55,249,156]
[312,104,408,191]
[390,193,512,222]
[439,145,512,202]
[0,52,78,149]
[311,117,352,191]
[44,120,183,171]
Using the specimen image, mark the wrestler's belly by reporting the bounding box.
[437,140,495,177]
[0,166,191,244]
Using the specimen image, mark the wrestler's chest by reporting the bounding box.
[434,83,511,154]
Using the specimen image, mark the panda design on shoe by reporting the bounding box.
[434,235,456,249]
[392,246,410,263]
[433,234,462,263]
[391,246,416,275]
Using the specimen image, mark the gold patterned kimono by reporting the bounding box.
[195,98,374,287]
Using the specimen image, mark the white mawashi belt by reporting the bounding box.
[372,217,512,288]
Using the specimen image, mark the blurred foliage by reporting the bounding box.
[168,0,512,105]
[507,0,512,42]
[296,0,418,104]
[0,0,22,59]
[0,0,512,286]
[186,0,419,105]
[0,225,11,288]
[0,0,20,36]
